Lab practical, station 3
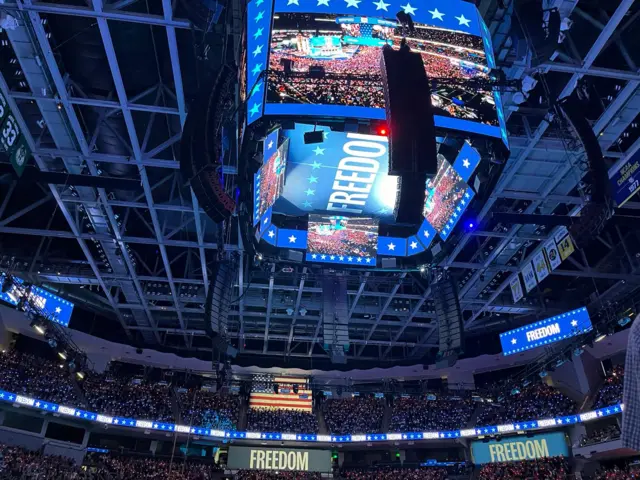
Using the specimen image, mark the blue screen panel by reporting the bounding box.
[264,0,503,141]
[307,214,378,264]
[471,432,569,464]
[406,235,426,256]
[255,139,288,223]
[276,228,308,249]
[246,0,275,125]
[0,273,74,327]
[378,236,407,256]
[274,124,399,220]
[453,142,481,183]
[305,252,376,267]
[417,219,437,249]
[500,308,593,356]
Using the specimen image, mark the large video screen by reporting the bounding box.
[265,13,499,136]
[423,156,475,240]
[307,215,378,261]
[255,139,289,222]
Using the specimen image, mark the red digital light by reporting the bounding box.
[378,127,388,136]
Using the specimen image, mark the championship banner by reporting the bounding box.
[521,263,537,293]
[557,235,575,261]
[510,275,524,304]
[532,250,550,283]
[471,432,569,464]
[227,446,331,472]
[544,239,562,270]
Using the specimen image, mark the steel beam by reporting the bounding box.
[286,267,308,355]
[262,264,276,353]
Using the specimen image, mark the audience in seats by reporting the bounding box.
[476,383,576,425]
[594,463,640,479]
[0,443,85,479]
[341,467,448,479]
[84,452,221,479]
[0,349,79,405]
[246,407,319,433]
[81,363,174,422]
[324,396,385,434]
[478,457,570,479]
[580,424,622,446]
[593,365,625,409]
[389,396,475,431]
[178,389,239,430]
[234,471,321,479]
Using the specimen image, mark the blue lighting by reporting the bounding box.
[0,388,624,445]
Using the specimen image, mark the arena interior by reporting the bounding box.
[0,0,639,478]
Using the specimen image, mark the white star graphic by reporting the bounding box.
[55,307,62,314]
[571,320,578,327]
[339,256,344,261]
[268,140,273,149]
[263,217,269,224]
[317,0,330,5]
[456,14,471,27]
[330,255,335,260]
[410,241,418,249]
[312,254,317,259]
[268,230,275,238]
[462,158,470,168]
[366,258,371,263]
[288,235,297,243]
[373,0,389,10]
[321,254,326,260]
[401,2,416,15]
[313,146,325,155]
[429,8,444,20]
[357,257,362,262]
[511,338,517,345]
[348,256,353,262]
[345,0,360,6]
[388,242,396,251]
[423,230,430,238]
[287,0,299,4]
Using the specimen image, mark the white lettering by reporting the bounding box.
[136,420,153,429]
[526,323,561,342]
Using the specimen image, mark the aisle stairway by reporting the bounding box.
[316,407,328,434]
[237,397,248,431]
[71,377,89,409]
[381,402,392,432]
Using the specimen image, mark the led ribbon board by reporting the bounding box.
[500,308,593,356]
[246,0,275,124]
[0,273,74,327]
[0,387,623,445]
[275,124,398,220]
[263,0,507,142]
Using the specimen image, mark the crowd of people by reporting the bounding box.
[323,397,385,435]
[246,407,319,434]
[83,452,221,479]
[235,471,321,479]
[478,457,570,480]
[307,218,378,258]
[476,383,577,425]
[593,365,625,409]
[389,396,476,432]
[593,463,640,479]
[341,467,449,479]
[178,389,239,430]
[580,424,622,446]
[0,443,85,479]
[0,349,80,406]
[81,365,175,422]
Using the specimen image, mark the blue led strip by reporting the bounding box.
[305,252,376,266]
[0,389,625,443]
[246,0,275,125]
[264,104,504,140]
[438,187,475,241]
[273,0,482,36]
[253,172,261,225]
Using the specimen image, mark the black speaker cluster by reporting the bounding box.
[180,66,237,223]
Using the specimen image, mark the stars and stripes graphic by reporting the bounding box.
[250,378,313,412]
[246,0,275,124]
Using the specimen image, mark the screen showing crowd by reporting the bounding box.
[423,155,472,233]
[307,215,378,259]
[267,13,498,126]
[255,139,289,221]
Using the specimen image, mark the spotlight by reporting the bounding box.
[76,371,85,380]
[299,307,307,316]
[286,307,294,316]
[573,347,584,357]
[47,338,57,348]
[594,331,607,342]
[57,350,67,360]
[68,360,76,371]
[510,388,520,395]
[419,265,426,273]
[618,316,632,327]
[555,358,566,368]
[30,317,45,335]
[539,370,548,378]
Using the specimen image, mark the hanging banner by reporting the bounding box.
[557,235,575,261]
[532,250,550,283]
[544,239,562,270]
[510,275,524,303]
[522,263,537,293]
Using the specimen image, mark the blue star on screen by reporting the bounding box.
[245,0,274,124]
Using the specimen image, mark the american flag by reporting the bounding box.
[249,377,313,412]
